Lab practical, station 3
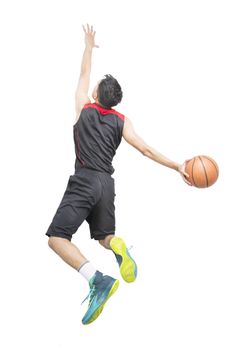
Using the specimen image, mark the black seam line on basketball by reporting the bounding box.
[203,156,219,176]
[192,157,198,187]
[199,156,208,187]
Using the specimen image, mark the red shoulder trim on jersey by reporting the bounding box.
[83,103,125,121]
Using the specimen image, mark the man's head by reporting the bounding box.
[92,74,123,108]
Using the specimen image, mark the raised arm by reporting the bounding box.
[122,117,190,184]
[74,24,99,123]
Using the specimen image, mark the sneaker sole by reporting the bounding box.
[110,237,137,283]
[83,279,119,325]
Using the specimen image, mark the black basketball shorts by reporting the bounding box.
[45,168,116,241]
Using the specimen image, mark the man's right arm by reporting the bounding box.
[122,117,151,157]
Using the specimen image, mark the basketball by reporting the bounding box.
[185,155,219,188]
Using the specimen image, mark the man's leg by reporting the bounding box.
[48,236,88,270]
[48,236,119,325]
[99,235,138,283]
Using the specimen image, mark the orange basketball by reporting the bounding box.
[185,155,219,188]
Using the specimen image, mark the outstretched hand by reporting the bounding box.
[82,24,99,49]
[178,162,192,186]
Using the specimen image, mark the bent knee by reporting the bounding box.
[98,239,105,247]
[48,236,56,249]
[48,236,66,249]
[98,235,114,249]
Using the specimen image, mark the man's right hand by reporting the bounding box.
[178,162,192,186]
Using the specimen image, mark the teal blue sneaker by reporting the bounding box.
[82,271,119,325]
[110,237,137,283]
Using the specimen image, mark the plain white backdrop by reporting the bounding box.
[0,0,233,349]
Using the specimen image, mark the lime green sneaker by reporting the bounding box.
[110,237,137,283]
[82,271,119,325]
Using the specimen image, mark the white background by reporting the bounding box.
[0,0,233,349]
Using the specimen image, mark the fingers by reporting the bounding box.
[178,163,189,178]
[183,172,192,185]
[185,179,192,186]
[180,161,190,178]
[82,23,95,34]
[182,160,192,184]
[178,164,192,186]
[183,174,192,186]
[182,168,189,178]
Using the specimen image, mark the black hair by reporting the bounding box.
[97,74,123,108]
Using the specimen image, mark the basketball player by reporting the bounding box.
[45,24,190,325]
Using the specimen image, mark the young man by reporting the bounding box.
[45,24,190,325]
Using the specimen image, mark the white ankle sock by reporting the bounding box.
[78,261,96,282]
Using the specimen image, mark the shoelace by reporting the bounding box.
[81,285,96,305]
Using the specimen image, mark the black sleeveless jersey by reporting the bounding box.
[73,103,125,175]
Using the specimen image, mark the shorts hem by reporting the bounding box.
[91,232,115,241]
[45,232,72,241]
